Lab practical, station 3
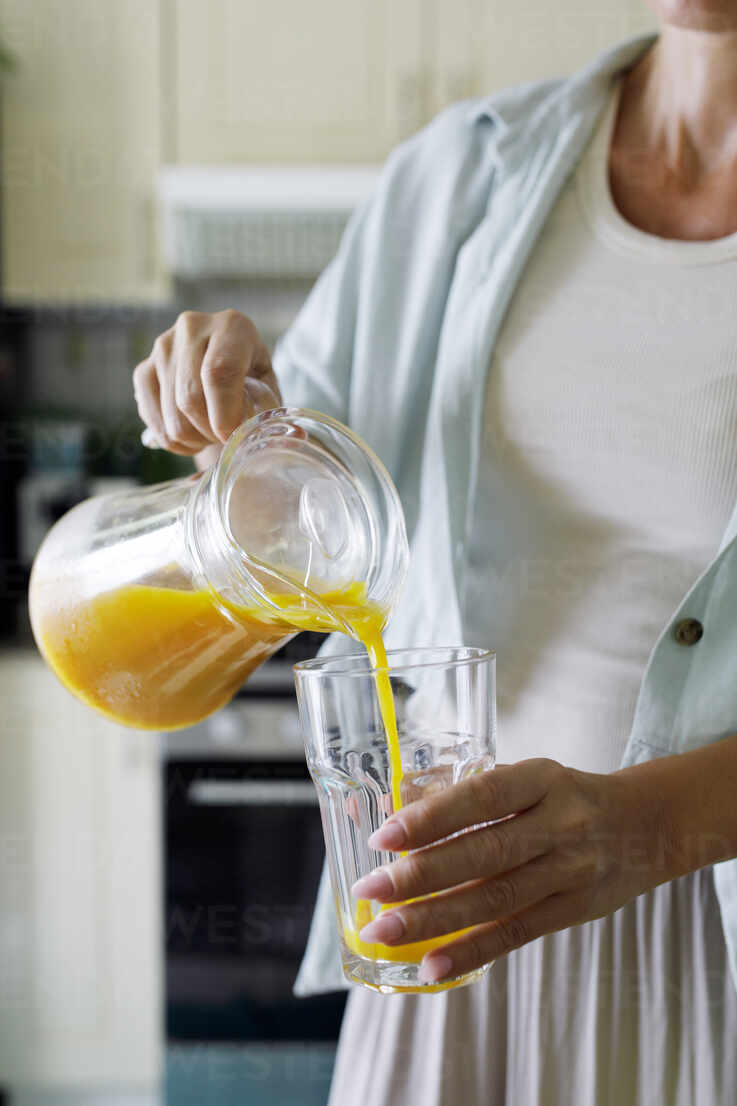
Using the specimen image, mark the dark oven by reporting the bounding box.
[163,641,346,1044]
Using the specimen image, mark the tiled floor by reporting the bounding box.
[166,1043,337,1106]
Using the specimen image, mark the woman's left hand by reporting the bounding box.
[351,758,672,983]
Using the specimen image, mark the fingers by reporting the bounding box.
[201,311,278,441]
[345,793,362,829]
[155,327,212,452]
[417,892,576,984]
[133,358,170,451]
[133,322,209,454]
[352,804,552,903]
[173,317,213,440]
[367,760,557,853]
[243,375,281,420]
[357,853,562,946]
[134,309,281,454]
[243,353,281,419]
[345,791,393,831]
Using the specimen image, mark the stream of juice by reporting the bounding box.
[35,580,468,979]
[340,618,473,981]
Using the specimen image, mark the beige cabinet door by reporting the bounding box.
[426,0,478,117]
[0,654,162,1091]
[0,0,167,303]
[172,0,424,164]
[465,0,656,98]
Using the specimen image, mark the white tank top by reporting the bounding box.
[329,84,737,1106]
[465,82,737,773]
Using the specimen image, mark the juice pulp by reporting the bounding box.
[36,578,468,977]
[35,584,293,731]
[33,580,377,732]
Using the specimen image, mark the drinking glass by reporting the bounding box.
[294,646,496,994]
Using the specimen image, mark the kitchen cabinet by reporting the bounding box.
[0,651,162,1098]
[0,0,168,303]
[427,0,479,116]
[172,0,656,166]
[172,0,425,164]
[0,0,656,305]
[462,0,656,99]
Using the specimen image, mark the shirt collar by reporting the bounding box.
[468,32,657,142]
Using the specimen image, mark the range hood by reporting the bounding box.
[158,166,381,280]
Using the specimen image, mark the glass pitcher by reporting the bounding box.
[29,408,409,731]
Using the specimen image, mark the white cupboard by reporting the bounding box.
[171,0,425,163]
[0,652,162,1098]
[466,0,655,97]
[0,3,657,297]
[0,0,168,304]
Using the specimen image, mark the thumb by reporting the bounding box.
[243,375,281,420]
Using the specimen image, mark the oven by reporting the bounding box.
[162,644,346,1047]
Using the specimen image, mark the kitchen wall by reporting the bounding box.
[21,305,175,418]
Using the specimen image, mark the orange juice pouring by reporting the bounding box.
[29,408,495,993]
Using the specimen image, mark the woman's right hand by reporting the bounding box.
[133,309,281,456]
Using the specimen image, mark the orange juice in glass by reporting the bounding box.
[294,645,496,994]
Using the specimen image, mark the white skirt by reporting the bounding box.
[327,866,737,1106]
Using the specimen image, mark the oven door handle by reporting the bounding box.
[187,779,318,806]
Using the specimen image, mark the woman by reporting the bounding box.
[135,6,737,1103]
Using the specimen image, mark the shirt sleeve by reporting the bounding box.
[271,191,375,425]
[271,97,492,443]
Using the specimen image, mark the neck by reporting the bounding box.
[622,26,737,173]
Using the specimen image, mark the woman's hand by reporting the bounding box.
[351,757,673,983]
[133,309,281,455]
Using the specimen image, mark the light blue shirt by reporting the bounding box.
[275,32,737,995]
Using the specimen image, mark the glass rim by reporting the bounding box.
[293,644,495,679]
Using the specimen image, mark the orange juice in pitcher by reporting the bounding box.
[29,408,408,731]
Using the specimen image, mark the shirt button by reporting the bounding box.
[673,618,703,646]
